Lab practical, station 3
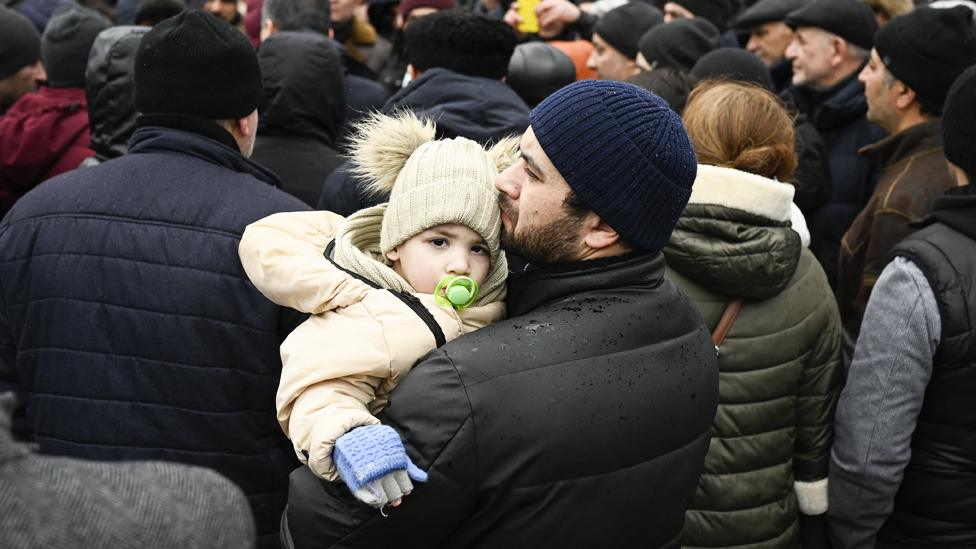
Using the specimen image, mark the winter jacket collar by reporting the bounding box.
[383,68,530,144]
[687,164,795,221]
[129,116,282,187]
[792,67,869,133]
[859,118,943,171]
[505,251,664,317]
[664,165,801,299]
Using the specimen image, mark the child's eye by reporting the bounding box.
[472,245,488,255]
[430,238,448,247]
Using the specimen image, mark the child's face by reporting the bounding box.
[386,224,491,294]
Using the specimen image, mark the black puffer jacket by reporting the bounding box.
[283,252,719,548]
[252,32,346,207]
[84,25,147,163]
[317,68,530,215]
[0,120,309,549]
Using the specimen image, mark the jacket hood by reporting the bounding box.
[258,31,346,146]
[85,25,147,161]
[923,184,976,241]
[383,68,530,144]
[664,165,802,299]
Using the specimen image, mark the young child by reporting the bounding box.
[239,112,516,508]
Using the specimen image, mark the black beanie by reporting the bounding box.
[507,42,576,107]
[784,0,878,50]
[593,2,664,60]
[41,4,111,88]
[671,0,734,30]
[0,6,41,80]
[135,0,187,25]
[135,10,262,119]
[403,10,516,79]
[692,47,774,89]
[876,6,976,110]
[942,64,976,178]
[639,17,721,71]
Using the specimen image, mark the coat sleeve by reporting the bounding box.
[851,211,916,328]
[239,210,372,314]
[793,262,845,515]
[277,312,390,481]
[283,349,479,549]
[827,257,939,549]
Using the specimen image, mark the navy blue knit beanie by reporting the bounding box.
[530,80,697,252]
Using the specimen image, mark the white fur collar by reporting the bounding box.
[688,165,795,223]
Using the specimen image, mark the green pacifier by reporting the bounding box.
[435,275,479,310]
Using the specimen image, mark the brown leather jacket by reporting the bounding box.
[838,119,955,336]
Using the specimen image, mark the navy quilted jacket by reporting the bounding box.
[0,123,310,548]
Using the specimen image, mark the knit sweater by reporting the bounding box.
[0,392,256,549]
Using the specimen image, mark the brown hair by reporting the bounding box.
[682,80,797,182]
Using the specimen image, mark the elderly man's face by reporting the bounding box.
[587,33,638,81]
[0,61,46,112]
[495,127,588,265]
[785,27,838,89]
[746,21,794,66]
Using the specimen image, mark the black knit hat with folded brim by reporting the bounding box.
[593,2,664,60]
[135,10,261,119]
[876,6,976,111]
[639,17,721,71]
[784,0,878,50]
[943,64,976,178]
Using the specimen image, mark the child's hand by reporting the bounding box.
[333,425,428,509]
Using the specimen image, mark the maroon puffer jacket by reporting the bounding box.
[0,86,94,216]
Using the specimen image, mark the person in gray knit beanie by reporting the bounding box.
[0,392,255,549]
[41,4,111,89]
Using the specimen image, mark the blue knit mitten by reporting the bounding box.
[333,425,428,508]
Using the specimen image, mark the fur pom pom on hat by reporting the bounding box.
[346,111,517,305]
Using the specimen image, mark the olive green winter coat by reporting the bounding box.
[665,165,844,549]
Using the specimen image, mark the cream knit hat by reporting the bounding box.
[345,111,519,305]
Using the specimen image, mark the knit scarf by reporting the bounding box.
[332,204,415,294]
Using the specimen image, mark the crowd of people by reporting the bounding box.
[0,0,974,546]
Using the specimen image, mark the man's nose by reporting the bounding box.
[785,40,799,60]
[494,165,520,198]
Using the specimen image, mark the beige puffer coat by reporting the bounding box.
[239,210,505,480]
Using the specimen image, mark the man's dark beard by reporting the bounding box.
[499,195,588,266]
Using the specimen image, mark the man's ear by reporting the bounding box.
[582,214,621,250]
[237,113,256,138]
[829,36,847,67]
[894,82,917,111]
